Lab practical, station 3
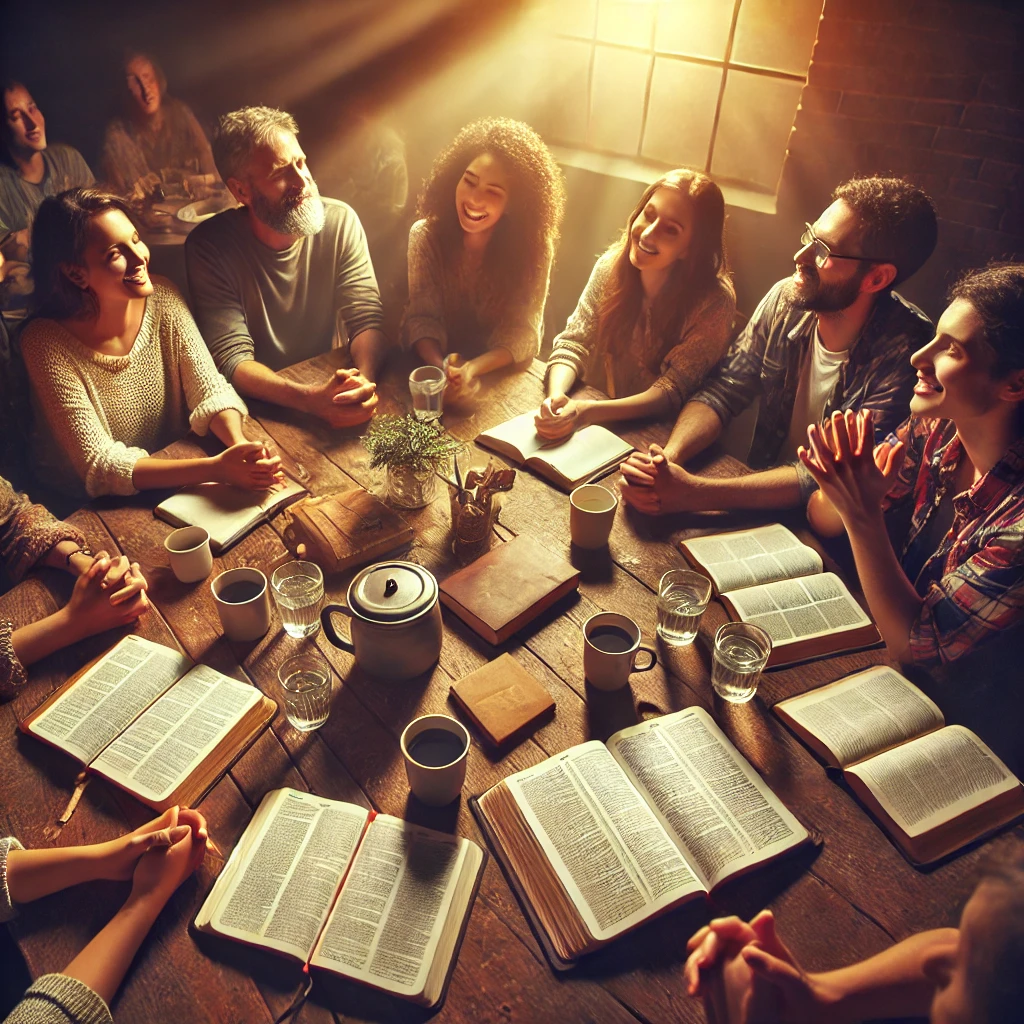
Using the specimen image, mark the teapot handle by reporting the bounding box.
[320,604,356,655]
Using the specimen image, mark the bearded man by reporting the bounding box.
[186,106,387,427]
[619,176,938,516]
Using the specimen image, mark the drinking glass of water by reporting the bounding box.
[271,560,324,639]
[277,649,333,731]
[711,622,772,703]
[409,365,446,422]
[657,569,712,646]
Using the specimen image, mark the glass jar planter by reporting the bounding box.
[386,463,437,509]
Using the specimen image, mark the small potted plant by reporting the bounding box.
[363,413,466,509]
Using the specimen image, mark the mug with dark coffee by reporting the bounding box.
[211,567,272,642]
[583,611,657,691]
[400,714,470,806]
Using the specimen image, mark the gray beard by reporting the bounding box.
[249,181,326,237]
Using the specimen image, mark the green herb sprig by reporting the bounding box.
[362,414,466,472]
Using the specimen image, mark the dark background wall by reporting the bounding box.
[3,0,1022,336]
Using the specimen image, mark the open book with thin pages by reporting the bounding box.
[476,412,633,491]
[775,665,1024,865]
[21,634,275,811]
[472,707,811,969]
[195,788,486,1007]
[155,477,307,553]
[680,523,880,666]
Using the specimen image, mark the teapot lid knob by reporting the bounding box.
[384,577,398,597]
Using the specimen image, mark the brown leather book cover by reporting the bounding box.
[440,535,580,645]
[450,654,555,747]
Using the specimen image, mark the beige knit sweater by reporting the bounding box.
[21,283,247,499]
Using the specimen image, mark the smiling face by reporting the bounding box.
[64,208,152,308]
[3,84,46,155]
[125,56,162,117]
[910,297,1024,424]
[628,186,693,273]
[454,152,509,236]
[234,129,325,238]
[790,199,874,313]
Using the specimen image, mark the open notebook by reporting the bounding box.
[21,635,275,811]
[195,788,485,1007]
[155,478,307,553]
[473,707,810,968]
[775,665,1024,865]
[476,413,633,491]
[681,523,880,666]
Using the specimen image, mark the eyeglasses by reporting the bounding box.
[799,223,888,269]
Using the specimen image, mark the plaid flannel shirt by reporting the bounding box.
[883,416,1024,667]
[691,279,932,499]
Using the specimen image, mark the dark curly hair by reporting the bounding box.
[416,117,565,312]
[949,261,1024,378]
[30,187,136,321]
[596,168,731,360]
[831,176,937,287]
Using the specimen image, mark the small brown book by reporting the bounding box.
[450,654,555,747]
[440,534,580,645]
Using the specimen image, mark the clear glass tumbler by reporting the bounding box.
[711,622,772,703]
[656,569,712,646]
[271,560,324,639]
[409,365,446,422]
[277,649,332,731]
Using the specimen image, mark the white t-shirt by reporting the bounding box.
[786,327,849,457]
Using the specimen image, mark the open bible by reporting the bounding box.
[775,665,1024,865]
[680,524,880,666]
[476,412,633,491]
[473,707,810,968]
[155,477,307,553]
[195,788,486,1007]
[21,634,275,811]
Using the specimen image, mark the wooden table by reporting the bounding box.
[2,354,1020,1024]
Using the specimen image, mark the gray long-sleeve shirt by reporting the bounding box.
[185,198,384,381]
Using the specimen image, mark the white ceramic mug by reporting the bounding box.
[211,567,271,642]
[570,484,617,549]
[164,526,213,583]
[400,714,470,806]
[582,611,658,691]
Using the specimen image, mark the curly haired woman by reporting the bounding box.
[536,169,735,440]
[404,117,566,400]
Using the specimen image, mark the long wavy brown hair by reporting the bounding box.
[597,169,729,359]
[416,117,566,316]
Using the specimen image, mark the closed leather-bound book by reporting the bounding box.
[440,535,580,645]
[450,654,555,747]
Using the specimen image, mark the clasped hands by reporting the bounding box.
[684,910,831,1023]
[534,394,591,441]
[65,551,150,638]
[311,367,378,428]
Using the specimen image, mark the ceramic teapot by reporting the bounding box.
[320,561,442,680]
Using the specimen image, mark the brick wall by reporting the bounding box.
[780,0,1024,313]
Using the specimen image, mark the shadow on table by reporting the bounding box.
[572,840,822,982]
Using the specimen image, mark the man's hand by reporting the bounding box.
[619,444,704,515]
[798,410,904,531]
[309,368,378,427]
[214,441,284,490]
[535,395,590,440]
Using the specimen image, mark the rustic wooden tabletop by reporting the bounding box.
[2,353,1019,1024]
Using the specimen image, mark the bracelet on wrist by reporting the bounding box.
[65,546,93,569]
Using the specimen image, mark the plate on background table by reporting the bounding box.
[177,193,238,223]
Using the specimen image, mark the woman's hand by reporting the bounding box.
[534,395,590,440]
[444,359,480,403]
[94,807,203,881]
[798,410,904,531]
[214,441,284,490]
[62,557,150,641]
[128,808,208,910]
